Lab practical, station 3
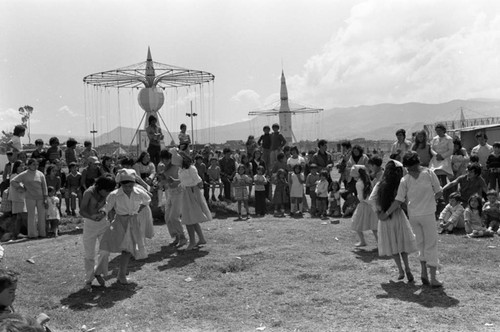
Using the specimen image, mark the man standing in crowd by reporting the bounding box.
[269,123,286,171]
[258,125,272,174]
[311,139,333,171]
[471,132,493,180]
[219,148,236,200]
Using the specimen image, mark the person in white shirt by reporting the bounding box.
[99,169,151,285]
[471,132,493,179]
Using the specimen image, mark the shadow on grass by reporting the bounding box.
[107,245,179,276]
[352,248,392,263]
[377,280,459,308]
[60,282,138,311]
[157,249,209,271]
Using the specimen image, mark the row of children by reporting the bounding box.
[438,190,500,237]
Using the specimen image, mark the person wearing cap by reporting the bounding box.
[380,151,443,287]
[79,175,117,290]
[219,148,236,200]
[99,169,151,284]
[81,156,104,191]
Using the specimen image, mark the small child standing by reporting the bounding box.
[233,165,252,220]
[207,157,222,201]
[178,123,191,147]
[306,164,320,217]
[482,189,500,233]
[253,166,268,216]
[464,194,494,237]
[350,165,378,247]
[315,170,329,220]
[328,181,342,217]
[437,192,465,234]
[65,162,82,216]
[289,164,305,216]
[273,168,290,217]
[46,186,60,237]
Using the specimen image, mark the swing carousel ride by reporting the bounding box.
[248,70,323,143]
[83,47,215,148]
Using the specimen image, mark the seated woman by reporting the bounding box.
[133,152,156,186]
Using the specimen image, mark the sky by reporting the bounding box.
[2,0,500,142]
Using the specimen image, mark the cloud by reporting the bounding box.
[0,108,22,133]
[58,105,82,117]
[230,89,262,106]
[290,0,500,108]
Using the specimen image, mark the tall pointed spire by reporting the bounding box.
[145,46,155,87]
[279,70,293,143]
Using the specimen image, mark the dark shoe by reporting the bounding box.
[95,274,106,287]
[397,273,405,280]
[406,271,414,283]
[420,261,429,285]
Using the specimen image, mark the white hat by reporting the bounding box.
[88,156,100,164]
[116,169,136,183]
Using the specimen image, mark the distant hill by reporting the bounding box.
[31,99,500,145]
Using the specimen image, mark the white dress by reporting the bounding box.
[290,173,304,198]
[429,134,454,176]
[351,180,378,232]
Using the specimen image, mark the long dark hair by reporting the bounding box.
[377,161,404,212]
[412,130,428,150]
[357,167,372,200]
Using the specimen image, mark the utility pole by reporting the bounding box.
[185,101,198,145]
[90,123,98,147]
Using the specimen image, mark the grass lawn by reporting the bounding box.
[1,207,500,332]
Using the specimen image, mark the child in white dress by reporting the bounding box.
[350,165,378,247]
[289,164,305,216]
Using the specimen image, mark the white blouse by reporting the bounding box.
[178,165,202,187]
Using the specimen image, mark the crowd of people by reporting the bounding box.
[1,119,500,329]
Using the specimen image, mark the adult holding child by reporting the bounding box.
[379,151,444,287]
[429,123,454,187]
[10,158,48,239]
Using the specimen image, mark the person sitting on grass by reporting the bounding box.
[232,164,252,220]
[442,163,487,206]
[464,194,494,238]
[482,189,500,233]
[437,192,465,234]
[0,269,18,315]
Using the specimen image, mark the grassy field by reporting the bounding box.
[1,207,500,332]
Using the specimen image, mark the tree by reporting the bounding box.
[18,105,33,143]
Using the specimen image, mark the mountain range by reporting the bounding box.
[31,99,500,145]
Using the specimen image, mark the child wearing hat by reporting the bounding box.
[437,192,464,234]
